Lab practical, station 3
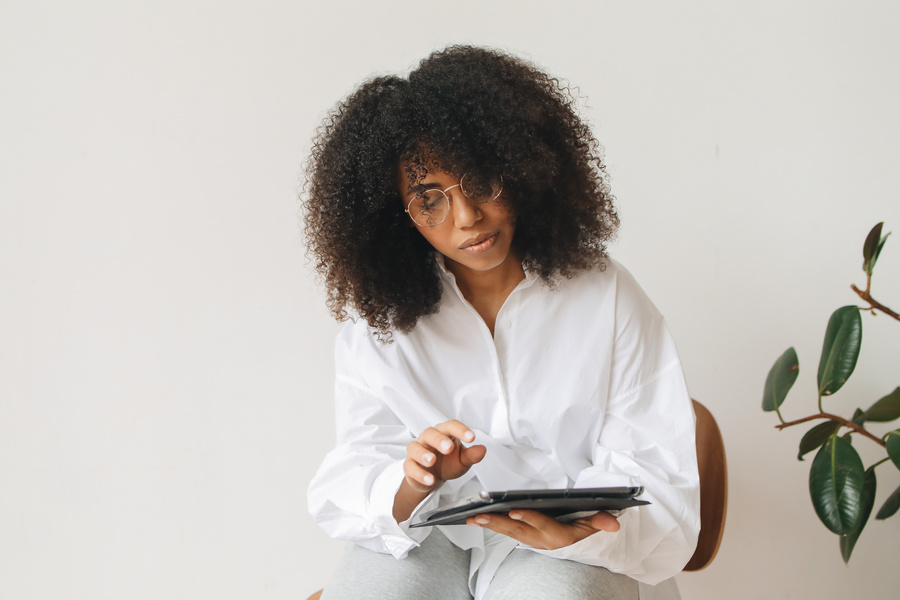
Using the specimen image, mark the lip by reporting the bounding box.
[459,232,499,253]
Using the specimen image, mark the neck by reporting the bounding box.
[444,252,525,334]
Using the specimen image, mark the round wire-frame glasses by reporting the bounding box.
[404,167,503,227]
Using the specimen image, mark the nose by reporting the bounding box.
[445,185,483,228]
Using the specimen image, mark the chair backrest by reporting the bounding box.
[683,399,728,571]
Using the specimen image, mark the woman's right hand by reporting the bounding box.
[403,420,487,493]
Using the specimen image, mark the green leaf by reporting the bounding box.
[863,222,883,274]
[798,421,841,460]
[864,388,900,422]
[851,408,866,427]
[873,234,889,269]
[876,483,900,520]
[809,435,866,534]
[763,347,799,411]
[840,466,877,563]
[817,306,862,396]
[863,222,891,275]
[886,429,900,471]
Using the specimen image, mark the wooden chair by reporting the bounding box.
[306,399,726,598]
[683,399,727,571]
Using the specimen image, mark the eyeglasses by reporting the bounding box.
[404,167,503,227]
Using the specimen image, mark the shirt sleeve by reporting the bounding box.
[306,322,441,558]
[530,268,701,585]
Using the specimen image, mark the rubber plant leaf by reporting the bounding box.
[809,434,865,534]
[873,234,889,271]
[863,222,890,275]
[876,483,900,520]
[762,347,799,411]
[864,387,900,422]
[862,222,883,275]
[816,306,862,397]
[839,466,877,563]
[850,408,866,427]
[886,429,900,471]
[798,421,840,461]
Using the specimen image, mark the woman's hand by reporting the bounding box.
[403,420,487,492]
[393,420,486,523]
[466,509,620,550]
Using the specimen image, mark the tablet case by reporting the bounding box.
[410,486,649,527]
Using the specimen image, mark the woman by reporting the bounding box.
[304,45,699,600]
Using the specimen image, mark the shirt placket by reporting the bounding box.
[489,293,519,443]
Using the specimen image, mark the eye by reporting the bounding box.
[418,195,440,213]
[411,190,444,212]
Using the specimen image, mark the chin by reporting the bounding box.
[449,248,513,273]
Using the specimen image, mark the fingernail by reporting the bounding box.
[440,440,452,452]
[464,431,475,442]
[424,475,434,485]
[509,512,522,520]
[475,517,489,525]
[423,453,434,464]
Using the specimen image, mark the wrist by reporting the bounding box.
[393,478,432,523]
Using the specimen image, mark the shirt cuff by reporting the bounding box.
[368,459,442,558]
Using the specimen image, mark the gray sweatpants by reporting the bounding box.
[320,530,639,600]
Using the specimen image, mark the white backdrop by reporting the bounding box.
[2,1,899,598]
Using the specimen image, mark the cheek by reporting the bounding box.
[415,227,449,251]
[493,195,516,219]
[494,203,516,226]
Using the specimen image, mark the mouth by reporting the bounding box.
[459,232,499,253]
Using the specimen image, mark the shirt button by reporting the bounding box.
[503,320,512,329]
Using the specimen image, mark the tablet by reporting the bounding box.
[409,486,649,527]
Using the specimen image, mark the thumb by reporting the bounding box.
[590,511,620,533]
[460,444,487,467]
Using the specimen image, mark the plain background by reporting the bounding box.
[2,1,899,598]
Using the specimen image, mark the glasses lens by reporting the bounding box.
[408,190,449,227]
[460,167,503,203]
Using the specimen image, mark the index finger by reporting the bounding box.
[433,420,475,444]
[513,509,619,533]
[507,509,563,530]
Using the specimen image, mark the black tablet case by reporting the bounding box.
[410,486,649,527]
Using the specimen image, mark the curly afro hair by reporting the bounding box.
[303,45,619,337]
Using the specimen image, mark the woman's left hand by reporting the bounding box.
[466,510,620,550]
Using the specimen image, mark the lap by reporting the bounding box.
[320,533,639,600]
[320,530,472,600]
[482,549,639,600]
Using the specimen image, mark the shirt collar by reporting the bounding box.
[433,252,538,289]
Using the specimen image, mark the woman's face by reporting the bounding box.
[397,162,519,281]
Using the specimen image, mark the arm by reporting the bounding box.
[469,267,700,583]
[306,379,422,557]
[306,323,428,557]
[469,362,699,582]
[536,360,700,583]
[307,322,487,557]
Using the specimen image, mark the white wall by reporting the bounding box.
[2,1,898,598]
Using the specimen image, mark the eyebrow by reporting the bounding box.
[406,181,442,194]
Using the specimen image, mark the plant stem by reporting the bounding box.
[870,456,891,470]
[776,413,887,448]
[775,405,786,425]
[851,279,900,321]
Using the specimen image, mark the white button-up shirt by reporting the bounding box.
[308,259,700,600]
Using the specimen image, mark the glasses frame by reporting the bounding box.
[404,169,503,228]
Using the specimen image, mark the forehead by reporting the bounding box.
[396,154,456,193]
